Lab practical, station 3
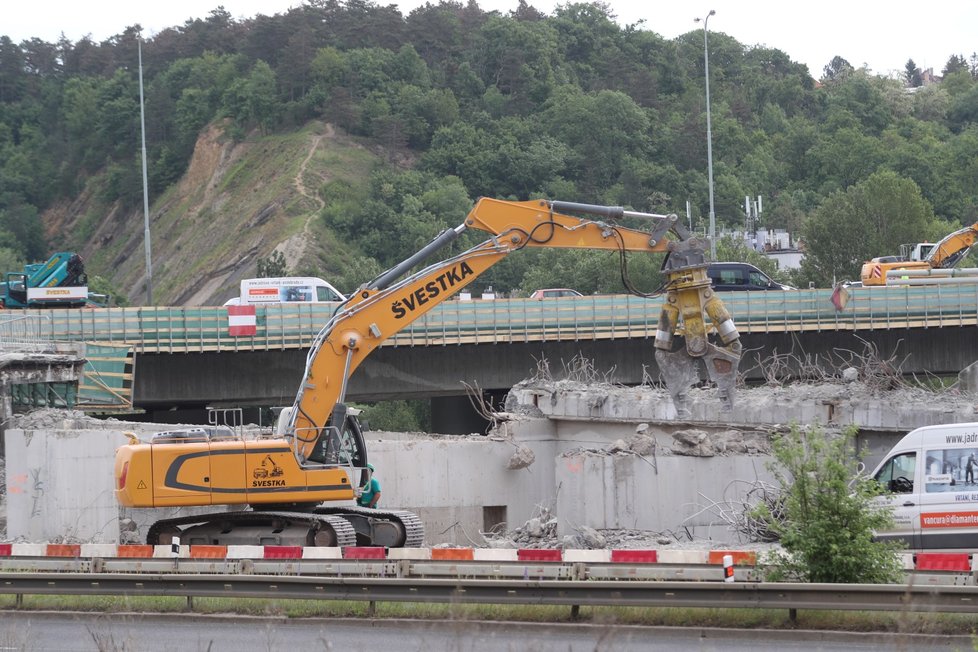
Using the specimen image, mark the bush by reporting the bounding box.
[356,399,430,432]
[755,424,902,583]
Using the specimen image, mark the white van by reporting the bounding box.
[871,423,978,549]
[225,277,346,306]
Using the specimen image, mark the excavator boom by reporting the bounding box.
[925,222,978,269]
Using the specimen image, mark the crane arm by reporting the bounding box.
[287,198,739,462]
[925,222,978,269]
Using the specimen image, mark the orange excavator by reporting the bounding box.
[860,222,978,286]
[114,198,742,547]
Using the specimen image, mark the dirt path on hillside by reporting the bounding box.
[275,123,334,271]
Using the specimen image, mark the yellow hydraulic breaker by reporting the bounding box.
[653,238,742,418]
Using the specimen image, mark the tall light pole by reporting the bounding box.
[138,38,153,305]
[694,9,717,259]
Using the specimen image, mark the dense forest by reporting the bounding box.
[1,0,977,301]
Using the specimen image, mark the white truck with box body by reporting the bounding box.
[871,422,978,549]
[225,277,345,306]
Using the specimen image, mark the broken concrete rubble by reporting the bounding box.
[672,429,716,456]
[506,444,535,470]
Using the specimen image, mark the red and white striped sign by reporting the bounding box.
[227,305,257,336]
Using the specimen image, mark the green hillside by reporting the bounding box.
[1,2,976,304]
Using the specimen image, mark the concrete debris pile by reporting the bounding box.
[671,428,771,457]
[482,513,726,550]
[482,509,560,548]
[559,425,771,460]
[8,408,105,430]
[558,526,678,550]
[118,518,140,545]
[627,424,656,454]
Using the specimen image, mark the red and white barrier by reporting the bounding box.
[2,543,970,578]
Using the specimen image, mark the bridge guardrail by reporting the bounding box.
[0,570,976,615]
[15,284,978,354]
[0,314,50,352]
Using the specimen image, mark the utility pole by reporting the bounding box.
[139,38,153,305]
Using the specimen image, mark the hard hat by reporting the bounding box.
[367,463,374,471]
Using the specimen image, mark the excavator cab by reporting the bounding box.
[307,409,367,469]
[279,402,368,470]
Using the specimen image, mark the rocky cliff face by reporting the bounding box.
[42,121,373,306]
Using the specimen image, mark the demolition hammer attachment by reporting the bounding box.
[541,200,742,418]
[653,237,742,418]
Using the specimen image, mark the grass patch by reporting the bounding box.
[1,594,977,636]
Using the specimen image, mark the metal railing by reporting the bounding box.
[0,314,52,352]
[0,571,976,615]
[12,284,978,355]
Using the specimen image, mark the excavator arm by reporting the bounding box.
[287,198,742,462]
[925,222,978,269]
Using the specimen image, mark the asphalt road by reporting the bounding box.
[0,613,968,652]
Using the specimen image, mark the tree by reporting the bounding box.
[222,60,280,136]
[518,247,664,297]
[0,246,25,277]
[467,15,560,112]
[820,72,894,135]
[943,54,969,77]
[0,37,25,103]
[88,274,130,307]
[322,169,470,267]
[755,424,902,584]
[421,116,569,199]
[356,399,430,432]
[807,126,885,192]
[538,86,649,196]
[245,60,279,135]
[822,55,853,82]
[257,250,288,277]
[904,59,923,88]
[0,203,45,260]
[948,83,978,132]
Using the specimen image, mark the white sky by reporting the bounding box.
[3,1,976,79]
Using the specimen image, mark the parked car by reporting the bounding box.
[530,288,583,299]
[706,262,795,291]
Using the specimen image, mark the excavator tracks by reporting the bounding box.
[145,507,424,548]
[315,506,425,548]
[146,510,358,548]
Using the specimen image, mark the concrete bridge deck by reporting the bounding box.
[3,284,978,419]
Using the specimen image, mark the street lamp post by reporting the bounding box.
[695,10,717,259]
[138,38,153,305]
